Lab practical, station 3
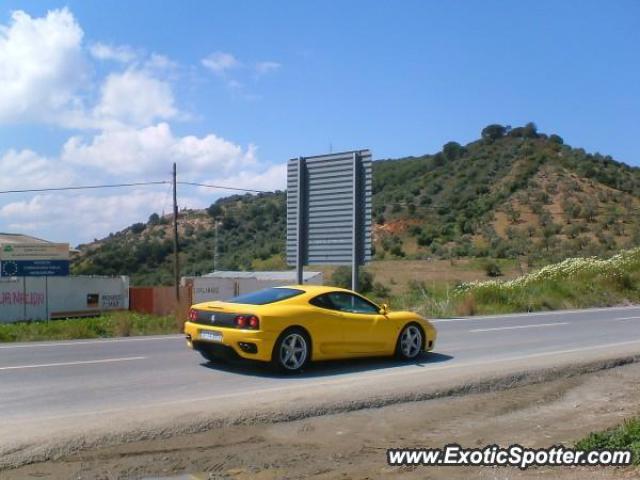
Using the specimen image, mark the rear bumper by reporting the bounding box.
[184,321,275,362]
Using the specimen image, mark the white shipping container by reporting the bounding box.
[0,276,129,323]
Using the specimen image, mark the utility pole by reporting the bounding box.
[213,219,219,272]
[172,162,180,302]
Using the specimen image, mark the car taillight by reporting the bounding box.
[247,315,259,329]
[188,308,198,321]
[235,314,259,330]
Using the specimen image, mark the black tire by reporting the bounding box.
[199,350,218,363]
[271,328,311,374]
[395,323,424,360]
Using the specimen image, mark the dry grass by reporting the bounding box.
[367,259,521,294]
[113,311,133,337]
[455,295,477,316]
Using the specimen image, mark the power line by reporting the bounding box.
[0,180,275,196]
[0,180,170,195]
[178,181,272,194]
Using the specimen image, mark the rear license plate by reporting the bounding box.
[200,330,223,342]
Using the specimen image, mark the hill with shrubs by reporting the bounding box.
[72,123,640,287]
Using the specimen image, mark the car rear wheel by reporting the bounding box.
[396,324,423,360]
[272,329,310,373]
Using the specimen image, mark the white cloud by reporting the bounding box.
[0,9,183,129]
[145,53,177,71]
[61,122,257,176]
[0,8,87,124]
[0,149,75,189]
[0,128,279,244]
[0,8,284,245]
[0,190,179,242]
[206,163,286,193]
[89,42,137,63]
[93,69,177,127]
[255,61,281,75]
[202,51,241,75]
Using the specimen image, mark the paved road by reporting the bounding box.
[2,306,640,429]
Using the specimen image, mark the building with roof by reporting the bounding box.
[182,270,323,303]
[0,233,53,245]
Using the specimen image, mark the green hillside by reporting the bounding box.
[72,123,640,286]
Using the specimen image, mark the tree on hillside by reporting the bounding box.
[505,204,521,224]
[481,124,507,142]
[148,213,160,225]
[522,122,538,138]
[443,141,465,161]
[130,223,146,234]
[549,134,564,144]
[206,203,223,218]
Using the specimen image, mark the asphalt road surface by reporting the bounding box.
[2,304,640,453]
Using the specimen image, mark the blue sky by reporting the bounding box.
[0,1,638,245]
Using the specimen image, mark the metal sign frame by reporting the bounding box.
[287,149,372,291]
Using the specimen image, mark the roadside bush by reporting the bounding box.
[372,282,391,299]
[576,418,640,465]
[455,248,640,314]
[330,266,374,293]
[484,261,503,277]
[0,312,177,343]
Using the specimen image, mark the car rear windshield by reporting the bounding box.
[227,287,304,305]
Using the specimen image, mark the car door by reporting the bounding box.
[326,292,395,354]
[306,294,349,358]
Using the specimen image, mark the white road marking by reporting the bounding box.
[469,322,569,333]
[0,356,146,371]
[614,316,640,321]
[6,338,640,424]
[0,335,182,350]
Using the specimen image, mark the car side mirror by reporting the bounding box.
[380,304,389,315]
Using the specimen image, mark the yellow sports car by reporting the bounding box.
[184,285,437,373]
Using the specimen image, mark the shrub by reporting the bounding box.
[576,418,640,465]
[130,222,146,234]
[330,266,374,293]
[484,261,503,277]
[372,282,391,298]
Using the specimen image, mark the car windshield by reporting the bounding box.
[227,287,304,305]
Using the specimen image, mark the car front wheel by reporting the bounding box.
[272,329,310,373]
[396,324,423,360]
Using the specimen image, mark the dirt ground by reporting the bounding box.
[316,258,522,295]
[4,361,640,480]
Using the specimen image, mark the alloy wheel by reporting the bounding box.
[400,325,422,358]
[279,333,308,370]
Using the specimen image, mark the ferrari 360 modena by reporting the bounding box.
[184,285,437,373]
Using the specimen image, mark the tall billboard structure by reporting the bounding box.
[287,150,372,290]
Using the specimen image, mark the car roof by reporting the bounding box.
[274,284,354,295]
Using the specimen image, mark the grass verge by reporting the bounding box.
[392,248,640,317]
[0,311,179,343]
[576,418,640,465]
